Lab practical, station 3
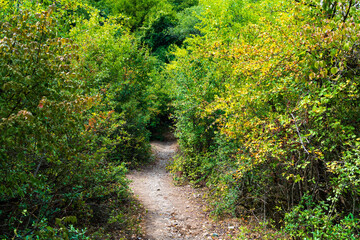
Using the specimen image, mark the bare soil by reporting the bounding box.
[127,141,242,240]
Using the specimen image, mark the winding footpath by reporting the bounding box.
[127,141,241,240]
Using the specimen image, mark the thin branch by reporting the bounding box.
[34,156,44,177]
[291,113,310,154]
[331,1,338,19]
[343,0,353,22]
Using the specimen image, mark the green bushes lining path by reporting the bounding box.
[0,0,160,238]
[1,0,360,238]
[166,0,360,238]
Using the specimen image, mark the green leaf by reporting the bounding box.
[330,67,338,75]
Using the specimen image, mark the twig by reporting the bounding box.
[343,0,353,22]
[291,113,310,154]
[34,157,44,177]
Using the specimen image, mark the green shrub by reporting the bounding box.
[166,0,360,237]
[70,10,159,167]
[0,2,146,238]
[284,194,360,239]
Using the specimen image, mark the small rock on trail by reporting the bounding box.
[127,141,240,240]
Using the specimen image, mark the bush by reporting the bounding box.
[166,0,360,237]
[0,2,147,238]
[70,10,159,167]
[284,194,360,239]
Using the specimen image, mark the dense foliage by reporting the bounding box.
[0,0,160,238]
[2,0,359,238]
[167,0,360,238]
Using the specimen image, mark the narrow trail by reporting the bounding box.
[128,141,241,240]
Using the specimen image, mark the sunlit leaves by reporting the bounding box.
[167,0,360,235]
[0,3,137,238]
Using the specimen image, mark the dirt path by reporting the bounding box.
[127,141,241,240]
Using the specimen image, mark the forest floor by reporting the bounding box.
[127,140,244,240]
